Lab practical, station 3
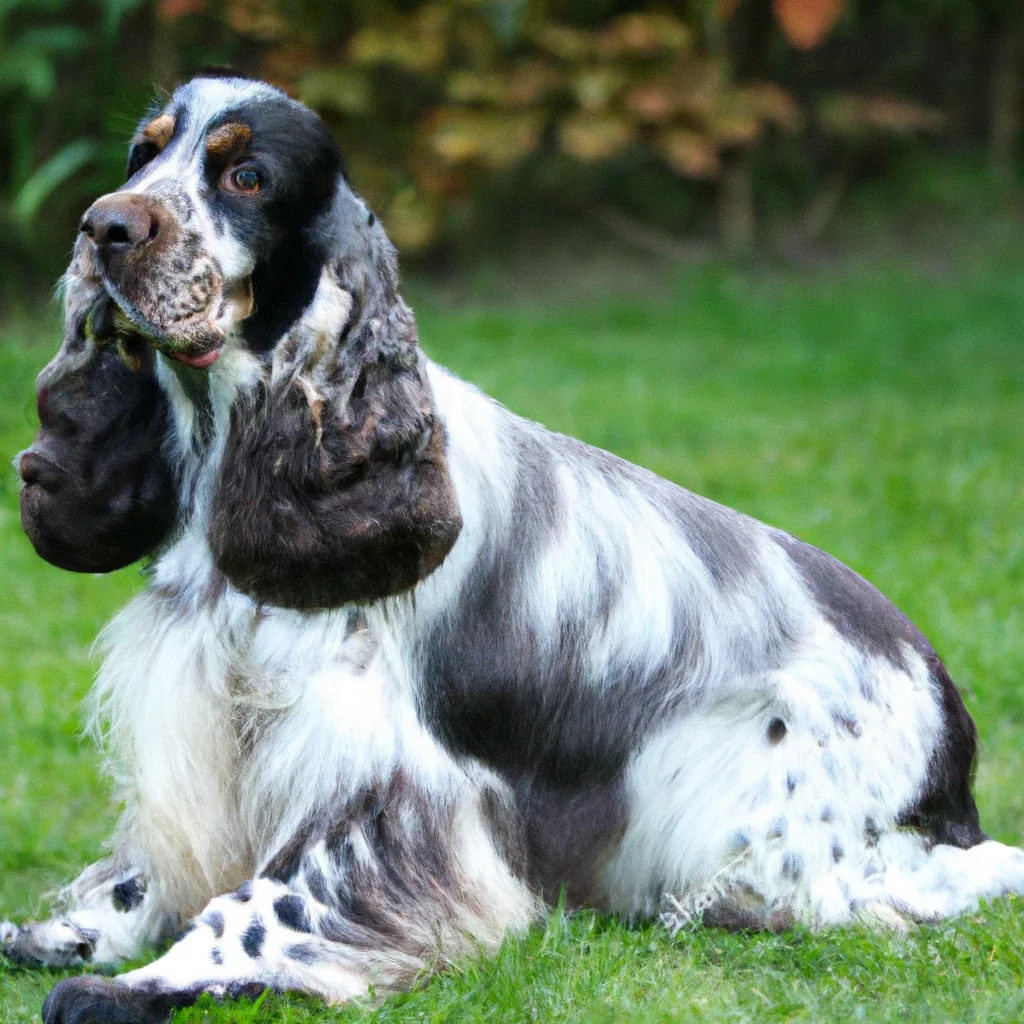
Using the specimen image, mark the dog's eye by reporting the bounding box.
[228,168,261,193]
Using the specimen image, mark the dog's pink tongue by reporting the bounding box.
[171,348,221,369]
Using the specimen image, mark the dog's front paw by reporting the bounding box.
[2,918,98,967]
[42,976,175,1024]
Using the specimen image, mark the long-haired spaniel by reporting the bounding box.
[5,74,1023,1024]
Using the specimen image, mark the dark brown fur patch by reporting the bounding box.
[206,122,252,159]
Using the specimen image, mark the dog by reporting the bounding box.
[6,72,1024,1024]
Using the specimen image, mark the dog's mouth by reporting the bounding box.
[93,275,254,370]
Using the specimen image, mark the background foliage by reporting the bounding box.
[1,0,1022,297]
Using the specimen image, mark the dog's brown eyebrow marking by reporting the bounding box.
[206,122,252,159]
[136,113,176,150]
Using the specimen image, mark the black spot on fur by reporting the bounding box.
[729,830,751,852]
[781,851,803,880]
[864,818,880,847]
[111,877,146,913]
[832,841,844,863]
[786,773,798,796]
[241,916,266,959]
[203,911,225,939]
[233,880,253,903]
[766,818,787,840]
[833,710,862,738]
[285,942,320,964]
[274,894,311,933]
[304,867,331,906]
[767,718,787,744]
[211,946,223,965]
[820,806,834,824]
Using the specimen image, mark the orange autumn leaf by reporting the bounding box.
[773,0,844,50]
[158,0,208,19]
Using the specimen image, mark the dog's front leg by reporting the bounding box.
[40,773,539,1022]
[2,858,172,969]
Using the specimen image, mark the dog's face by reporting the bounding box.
[79,74,343,366]
[19,75,462,599]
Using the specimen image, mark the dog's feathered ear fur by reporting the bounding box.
[208,184,462,609]
[19,265,178,573]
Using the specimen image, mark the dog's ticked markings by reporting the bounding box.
[767,717,787,745]
[211,947,223,966]
[233,880,253,903]
[833,710,862,738]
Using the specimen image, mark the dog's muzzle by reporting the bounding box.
[77,192,242,368]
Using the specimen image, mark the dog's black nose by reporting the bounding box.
[80,194,161,248]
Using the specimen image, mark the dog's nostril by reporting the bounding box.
[104,224,132,245]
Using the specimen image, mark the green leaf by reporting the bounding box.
[100,0,144,38]
[11,138,97,225]
[0,50,55,100]
[13,26,89,54]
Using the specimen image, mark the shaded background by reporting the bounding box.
[1,0,1022,297]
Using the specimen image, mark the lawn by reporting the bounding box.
[3,251,1024,1022]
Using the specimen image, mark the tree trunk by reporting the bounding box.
[718,150,755,255]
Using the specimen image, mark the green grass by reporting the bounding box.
[4,252,1024,1022]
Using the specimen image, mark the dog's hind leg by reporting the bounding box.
[39,770,540,1023]
[848,834,1024,924]
[2,857,175,968]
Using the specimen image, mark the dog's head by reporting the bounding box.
[77,73,344,366]
[19,74,462,602]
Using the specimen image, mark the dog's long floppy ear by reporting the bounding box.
[18,249,178,573]
[208,186,462,609]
